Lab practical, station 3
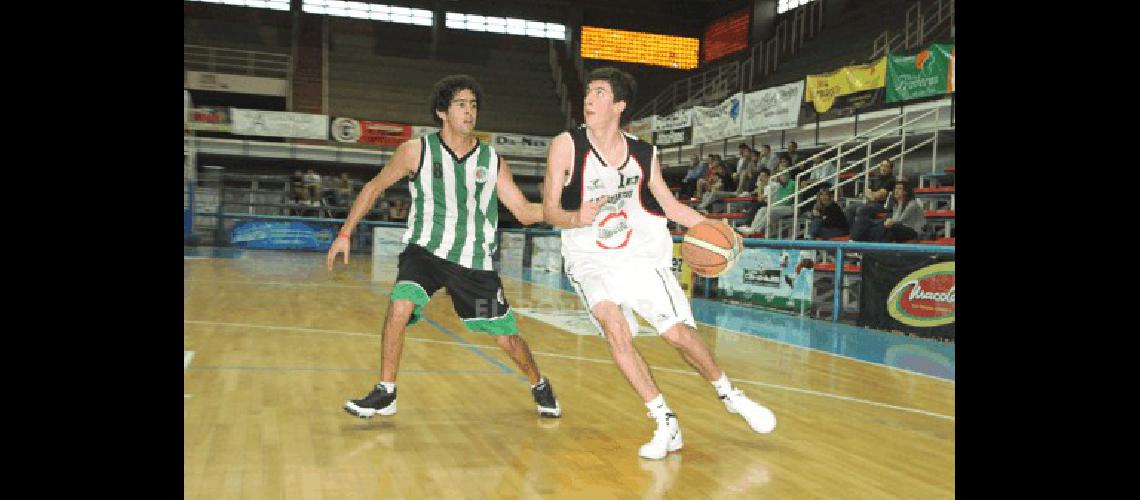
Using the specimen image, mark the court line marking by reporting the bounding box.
[499,275,956,384]
[184,351,194,399]
[183,256,213,260]
[182,319,952,420]
[187,366,507,374]
[184,279,368,289]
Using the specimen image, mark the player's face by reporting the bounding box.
[584,80,623,127]
[438,88,478,135]
[894,183,906,201]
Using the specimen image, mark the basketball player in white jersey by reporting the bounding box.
[542,67,776,460]
[327,75,561,420]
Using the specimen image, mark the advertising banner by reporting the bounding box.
[231,109,329,140]
[186,107,232,132]
[691,92,744,145]
[672,242,694,298]
[231,221,336,250]
[653,127,691,147]
[804,57,887,114]
[654,108,692,131]
[184,71,288,96]
[885,43,954,103]
[531,235,563,274]
[858,252,954,340]
[741,81,804,135]
[626,116,655,143]
[717,248,813,312]
[331,118,412,147]
[499,232,526,274]
[493,133,552,157]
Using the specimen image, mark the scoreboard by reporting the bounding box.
[580,26,699,70]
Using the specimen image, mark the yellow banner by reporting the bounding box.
[804,57,887,113]
[672,242,694,298]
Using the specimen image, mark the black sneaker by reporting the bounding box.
[531,377,561,418]
[344,384,397,418]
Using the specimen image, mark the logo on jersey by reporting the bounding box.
[432,161,443,178]
[474,165,490,183]
[595,209,632,249]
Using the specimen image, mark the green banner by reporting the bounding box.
[885,43,954,103]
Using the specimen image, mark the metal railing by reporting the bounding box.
[184,44,291,79]
[871,0,955,60]
[761,106,943,239]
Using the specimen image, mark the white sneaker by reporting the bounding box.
[722,388,776,433]
[639,412,683,460]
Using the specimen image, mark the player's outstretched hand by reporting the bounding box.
[326,236,350,270]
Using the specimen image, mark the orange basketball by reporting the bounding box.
[681,221,743,278]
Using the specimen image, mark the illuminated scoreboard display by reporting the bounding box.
[702,8,750,64]
[580,26,699,70]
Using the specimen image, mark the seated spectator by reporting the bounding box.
[806,185,849,240]
[755,144,778,172]
[695,161,735,211]
[334,173,353,206]
[733,146,761,195]
[846,159,898,238]
[677,155,706,199]
[740,168,771,223]
[772,154,791,177]
[865,182,925,242]
[303,169,322,207]
[786,141,801,167]
[746,169,796,235]
[695,159,725,200]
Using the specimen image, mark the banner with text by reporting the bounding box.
[717,248,813,312]
[331,117,412,147]
[626,117,655,143]
[858,252,954,340]
[653,127,691,147]
[654,108,693,131]
[186,107,232,132]
[741,81,804,135]
[691,92,744,145]
[231,221,335,250]
[885,43,955,103]
[804,57,887,114]
[231,109,329,140]
[493,132,552,157]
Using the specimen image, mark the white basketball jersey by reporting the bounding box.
[559,127,672,269]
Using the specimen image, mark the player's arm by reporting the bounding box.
[496,157,543,225]
[648,149,706,229]
[542,133,602,228]
[327,139,419,270]
[339,139,420,237]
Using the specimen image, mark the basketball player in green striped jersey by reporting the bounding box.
[328,75,561,419]
[543,67,775,459]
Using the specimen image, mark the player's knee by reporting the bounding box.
[389,299,417,319]
[661,323,694,346]
[494,334,521,349]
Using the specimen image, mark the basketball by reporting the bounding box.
[681,221,743,278]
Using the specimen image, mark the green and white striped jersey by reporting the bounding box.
[402,132,500,270]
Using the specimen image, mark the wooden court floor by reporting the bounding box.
[184,250,955,499]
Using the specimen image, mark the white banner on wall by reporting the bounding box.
[741,81,804,136]
[231,109,330,140]
[654,108,692,132]
[691,92,744,145]
[185,71,288,97]
[492,133,552,157]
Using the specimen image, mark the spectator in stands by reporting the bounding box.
[740,168,771,224]
[755,144,777,172]
[867,182,925,242]
[303,169,322,207]
[694,158,722,200]
[735,143,754,174]
[695,161,733,209]
[678,155,706,200]
[334,173,353,206]
[806,185,849,240]
[846,159,898,239]
[746,169,796,236]
[773,155,791,176]
[733,146,760,195]
[786,141,801,167]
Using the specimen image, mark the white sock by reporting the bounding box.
[712,373,733,397]
[645,394,672,419]
[379,382,396,392]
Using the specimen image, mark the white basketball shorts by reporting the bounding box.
[564,258,696,337]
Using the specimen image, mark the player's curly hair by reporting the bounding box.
[585,67,637,125]
[429,74,483,125]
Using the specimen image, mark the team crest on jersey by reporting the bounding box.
[595,208,633,249]
[432,161,443,178]
[474,165,490,183]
